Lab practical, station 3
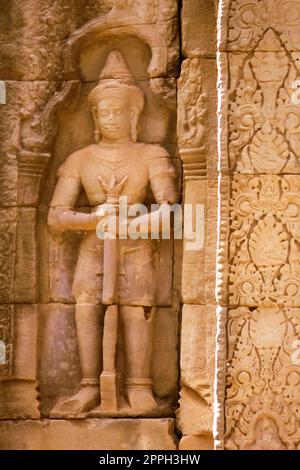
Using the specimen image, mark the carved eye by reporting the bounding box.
[100,110,109,117]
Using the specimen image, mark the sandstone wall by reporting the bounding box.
[1,0,299,452]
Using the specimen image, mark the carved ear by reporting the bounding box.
[130,108,139,142]
[91,106,101,143]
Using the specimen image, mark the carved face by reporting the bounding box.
[97,97,133,141]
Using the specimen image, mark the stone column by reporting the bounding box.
[177,0,219,450]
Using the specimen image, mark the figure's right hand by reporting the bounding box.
[94,203,116,219]
[93,203,119,237]
[90,203,116,231]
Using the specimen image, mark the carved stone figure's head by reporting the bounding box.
[88,50,144,143]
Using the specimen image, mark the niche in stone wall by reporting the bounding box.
[36,30,181,418]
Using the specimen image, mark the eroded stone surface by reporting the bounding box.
[0,418,177,450]
[181,0,217,57]
[179,435,214,450]
[177,305,215,439]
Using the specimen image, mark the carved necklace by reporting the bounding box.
[90,143,134,169]
[91,142,133,157]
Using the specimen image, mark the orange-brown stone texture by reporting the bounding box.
[3,0,299,452]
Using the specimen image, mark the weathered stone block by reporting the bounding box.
[182,0,217,58]
[0,418,177,450]
[177,305,216,437]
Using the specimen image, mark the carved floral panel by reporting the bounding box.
[229,174,300,307]
[224,0,300,452]
[225,306,300,449]
[229,29,300,173]
[228,0,300,51]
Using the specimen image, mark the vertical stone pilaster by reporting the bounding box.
[219,0,300,450]
[177,4,218,448]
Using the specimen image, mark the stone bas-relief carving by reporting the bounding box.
[0,0,220,452]
[0,0,178,81]
[177,57,207,302]
[178,58,207,153]
[227,0,300,51]
[0,306,14,379]
[229,174,300,307]
[220,0,300,451]
[229,29,300,174]
[176,52,218,450]
[48,50,178,418]
[9,0,300,451]
[226,306,300,450]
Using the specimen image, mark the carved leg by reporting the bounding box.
[120,306,157,411]
[52,304,103,416]
[100,305,120,411]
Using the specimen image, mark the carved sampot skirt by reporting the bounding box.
[72,231,157,306]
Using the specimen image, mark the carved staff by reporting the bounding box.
[97,174,128,305]
[97,174,127,411]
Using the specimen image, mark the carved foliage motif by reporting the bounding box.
[177,58,207,180]
[228,0,300,51]
[226,4,300,449]
[229,175,300,306]
[8,80,81,208]
[178,58,207,150]
[229,29,300,173]
[226,306,300,449]
[16,82,58,153]
[0,210,17,303]
[0,306,14,379]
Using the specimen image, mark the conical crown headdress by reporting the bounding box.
[88,50,144,113]
[99,49,133,81]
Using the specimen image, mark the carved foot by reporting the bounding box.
[51,385,100,417]
[126,380,157,412]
